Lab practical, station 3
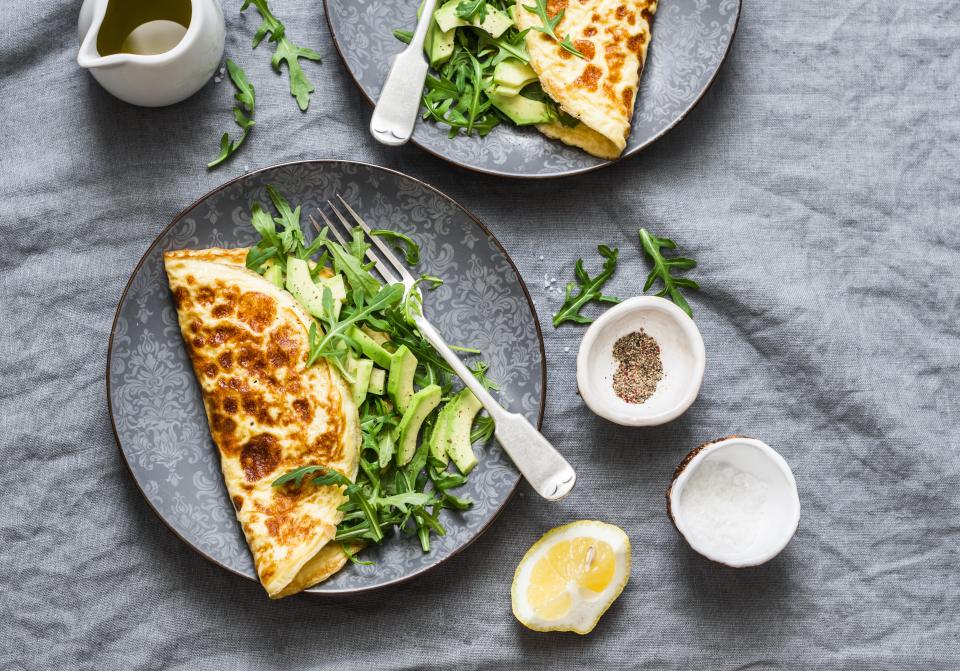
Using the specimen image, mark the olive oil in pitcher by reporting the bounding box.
[96,0,192,56]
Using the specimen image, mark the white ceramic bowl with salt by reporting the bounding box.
[576,296,705,426]
[667,436,800,567]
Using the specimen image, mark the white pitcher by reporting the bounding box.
[77,0,225,107]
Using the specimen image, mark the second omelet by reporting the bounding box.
[517,0,658,159]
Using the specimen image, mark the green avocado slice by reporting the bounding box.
[396,384,442,466]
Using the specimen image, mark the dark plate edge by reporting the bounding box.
[105,159,548,597]
[321,0,742,180]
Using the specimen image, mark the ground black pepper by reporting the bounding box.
[611,329,663,404]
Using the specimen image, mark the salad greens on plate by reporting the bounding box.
[243,186,496,555]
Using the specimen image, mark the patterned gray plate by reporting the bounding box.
[107,160,545,594]
[324,0,740,178]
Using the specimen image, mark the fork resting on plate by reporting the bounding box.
[312,196,576,501]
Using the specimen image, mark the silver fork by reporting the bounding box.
[369,0,438,146]
[310,196,577,501]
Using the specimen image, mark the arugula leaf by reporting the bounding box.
[240,0,322,111]
[457,0,488,21]
[370,230,420,265]
[323,235,382,299]
[522,0,586,59]
[340,542,374,566]
[267,185,306,254]
[208,59,255,169]
[393,29,414,44]
[272,465,351,489]
[639,228,699,317]
[552,245,621,326]
[470,414,495,444]
[306,284,405,367]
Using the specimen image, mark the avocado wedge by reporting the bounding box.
[396,384,442,466]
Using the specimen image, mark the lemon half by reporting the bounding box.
[511,521,631,634]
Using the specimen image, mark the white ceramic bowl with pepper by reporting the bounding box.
[576,296,705,426]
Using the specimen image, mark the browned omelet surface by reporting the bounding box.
[517,0,657,158]
[163,249,360,597]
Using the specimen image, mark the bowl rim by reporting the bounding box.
[668,436,801,568]
[575,296,705,426]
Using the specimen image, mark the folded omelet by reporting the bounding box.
[517,0,657,159]
[164,249,361,598]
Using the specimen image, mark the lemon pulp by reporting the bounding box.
[527,537,616,620]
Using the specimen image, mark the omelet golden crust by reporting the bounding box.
[517,0,657,158]
[163,249,361,598]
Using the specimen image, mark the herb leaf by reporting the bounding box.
[639,228,699,317]
[522,0,586,59]
[456,0,488,22]
[208,59,255,169]
[240,0,321,111]
[272,465,351,489]
[552,245,621,326]
[370,230,420,265]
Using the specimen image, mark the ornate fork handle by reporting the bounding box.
[414,317,577,501]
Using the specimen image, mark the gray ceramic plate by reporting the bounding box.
[324,0,740,178]
[107,160,545,594]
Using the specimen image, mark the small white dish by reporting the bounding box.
[667,436,801,567]
[576,296,705,426]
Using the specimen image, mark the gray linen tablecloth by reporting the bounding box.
[2,0,959,668]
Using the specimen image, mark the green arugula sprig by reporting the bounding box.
[456,0,488,21]
[244,186,324,273]
[552,245,621,326]
[522,0,585,59]
[305,284,405,368]
[241,0,322,111]
[370,230,421,265]
[208,60,255,169]
[639,229,699,317]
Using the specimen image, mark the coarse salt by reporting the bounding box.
[678,460,768,555]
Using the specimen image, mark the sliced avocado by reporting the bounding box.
[395,384,442,466]
[428,403,452,465]
[262,264,284,288]
[486,90,553,126]
[494,60,538,90]
[368,368,386,396]
[428,24,456,67]
[434,0,512,37]
[349,326,393,369]
[442,388,484,474]
[317,274,346,319]
[285,257,328,318]
[387,345,418,413]
[347,356,374,405]
[490,84,522,97]
[376,431,395,469]
[362,326,392,347]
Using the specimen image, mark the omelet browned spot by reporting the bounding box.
[516,0,657,159]
[164,248,361,598]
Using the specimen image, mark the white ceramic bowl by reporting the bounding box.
[576,296,705,426]
[667,436,801,567]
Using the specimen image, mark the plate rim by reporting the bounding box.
[105,159,548,595]
[322,0,742,180]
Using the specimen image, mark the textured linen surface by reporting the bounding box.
[1,1,958,669]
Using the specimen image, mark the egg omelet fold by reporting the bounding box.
[517,0,657,159]
[164,249,361,598]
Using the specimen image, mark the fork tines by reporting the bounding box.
[309,195,413,287]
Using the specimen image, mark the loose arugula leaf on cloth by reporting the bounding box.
[552,245,621,326]
[638,228,699,317]
[240,0,321,111]
[522,0,586,59]
[208,59,255,169]
[370,230,420,265]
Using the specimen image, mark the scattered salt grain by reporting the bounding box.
[564,347,570,353]
[679,460,768,555]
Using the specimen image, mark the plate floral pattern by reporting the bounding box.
[107,161,545,593]
[324,0,740,178]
